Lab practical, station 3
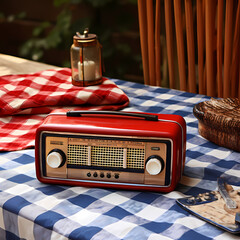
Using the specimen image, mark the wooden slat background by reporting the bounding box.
[138,0,240,98]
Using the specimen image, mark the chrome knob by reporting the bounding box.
[146,156,164,175]
[47,150,65,168]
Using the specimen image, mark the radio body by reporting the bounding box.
[35,110,186,192]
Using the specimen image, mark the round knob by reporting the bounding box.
[146,156,164,175]
[47,150,65,168]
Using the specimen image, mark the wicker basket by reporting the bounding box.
[193,98,240,152]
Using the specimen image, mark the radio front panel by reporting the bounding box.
[40,132,172,187]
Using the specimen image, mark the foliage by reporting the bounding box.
[19,0,141,80]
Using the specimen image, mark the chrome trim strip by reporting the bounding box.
[41,176,170,189]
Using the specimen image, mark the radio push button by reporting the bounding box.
[146,155,164,175]
[47,149,66,168]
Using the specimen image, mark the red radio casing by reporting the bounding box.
[35,110,186,192]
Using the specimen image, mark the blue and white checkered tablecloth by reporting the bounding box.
[0,79,239,240]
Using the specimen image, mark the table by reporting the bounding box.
[0,55,240,240]
[0,54,59,75]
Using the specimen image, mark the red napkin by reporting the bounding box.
[0,68,129,151]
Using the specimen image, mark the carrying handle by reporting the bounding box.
[66,111,158,121]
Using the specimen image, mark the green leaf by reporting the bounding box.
[85,0,114,7]
[17,11,26,19]
[54,0,70,7]
[33,22,51,37]
[0,13,5,19]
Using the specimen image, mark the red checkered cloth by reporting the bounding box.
[0,68,129,151]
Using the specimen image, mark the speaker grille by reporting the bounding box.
[91,146,124,168]
[68,144,88,165]
[127,148,145,169]
[67,144,145,169]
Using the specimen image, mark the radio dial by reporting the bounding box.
[47,149,66,168]
[146,156,164,175]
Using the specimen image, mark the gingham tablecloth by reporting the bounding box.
[0,79,239,240]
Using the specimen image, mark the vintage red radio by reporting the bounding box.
[35,110,186,192]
